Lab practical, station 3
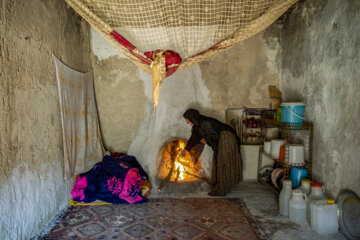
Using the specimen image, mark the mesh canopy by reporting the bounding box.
[65,0,298,107]
[84,0,278,58]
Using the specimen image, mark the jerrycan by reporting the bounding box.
[311,199,339,234]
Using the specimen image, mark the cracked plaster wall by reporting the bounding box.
[91,25,281,191]
[279,0,360,197]
[0,0,90,239]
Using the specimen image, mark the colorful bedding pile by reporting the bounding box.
[71,153,150,204]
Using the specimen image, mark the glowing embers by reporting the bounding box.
[158,139,201,183]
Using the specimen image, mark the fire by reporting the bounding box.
[174,158,186,180]
[174,141,187,181]
[178,141,186,149]
[157,139,201,183]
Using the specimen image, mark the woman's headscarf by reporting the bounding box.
[183,108,202,125]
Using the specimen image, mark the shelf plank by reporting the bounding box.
[261,119,313,130]
[261,151,278,161]
[260,151,288,165]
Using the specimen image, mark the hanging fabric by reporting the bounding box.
[65,0,298,107]
[54,55,105,179]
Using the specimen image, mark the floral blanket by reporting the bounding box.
[71,154,148,204]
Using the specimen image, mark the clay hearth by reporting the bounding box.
[157,138,204,191]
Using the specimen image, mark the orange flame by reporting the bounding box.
[158,139,201,182]
[174,141,187,180]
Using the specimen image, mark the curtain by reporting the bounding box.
[54,55,104,179]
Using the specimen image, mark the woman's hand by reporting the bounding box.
[200,138,206,144]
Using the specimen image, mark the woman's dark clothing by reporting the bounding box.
[183,109,242,195]
[184,125,203,152]
[184,109,239,154]
[212,131,242,195]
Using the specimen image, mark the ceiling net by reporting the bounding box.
[65,0,298,107]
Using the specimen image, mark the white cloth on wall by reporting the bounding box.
[54,55,104,179]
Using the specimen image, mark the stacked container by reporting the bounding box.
[306,183,327,223]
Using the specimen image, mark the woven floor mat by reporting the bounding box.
[43,198,269,240]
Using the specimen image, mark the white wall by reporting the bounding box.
[0,1,91,239]
[279,0,360,197]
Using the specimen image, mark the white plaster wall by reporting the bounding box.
[0,1,91,239]
[91,28,126,60]
[128,66,214,191]
[0,164,72,239]
[279,0,360,197]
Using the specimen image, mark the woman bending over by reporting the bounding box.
[181,108,242,196]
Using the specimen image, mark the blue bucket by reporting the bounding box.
[290,167,308,188]
[280,102,305,124]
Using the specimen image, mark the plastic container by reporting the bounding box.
[289,189,307,224]
[297,179,311,195]
[311,199,339,234]
[278,145,285,163]
[271,139,284,158]
[306,183,327,223]
[280,102,305,124]
[310,199,327,232]
[279,180,292,216]
[264,141,271,154]
[290,167,308,188]
[289,144,305,166]
[276,107,282,123]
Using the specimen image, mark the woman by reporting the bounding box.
[181,108,242,196]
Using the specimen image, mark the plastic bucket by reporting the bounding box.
[281,102,305,124]
[290,167,308,188]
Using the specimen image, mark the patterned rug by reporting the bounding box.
[43,198,269,240]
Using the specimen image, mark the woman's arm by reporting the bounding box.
[184,126,202,152]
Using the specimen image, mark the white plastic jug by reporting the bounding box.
[297,179,311,195]
[279,180,292,216]
[270,139,284,158]
[306,183,326,223]
[311,199,339,235]
[289,189,307,224]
